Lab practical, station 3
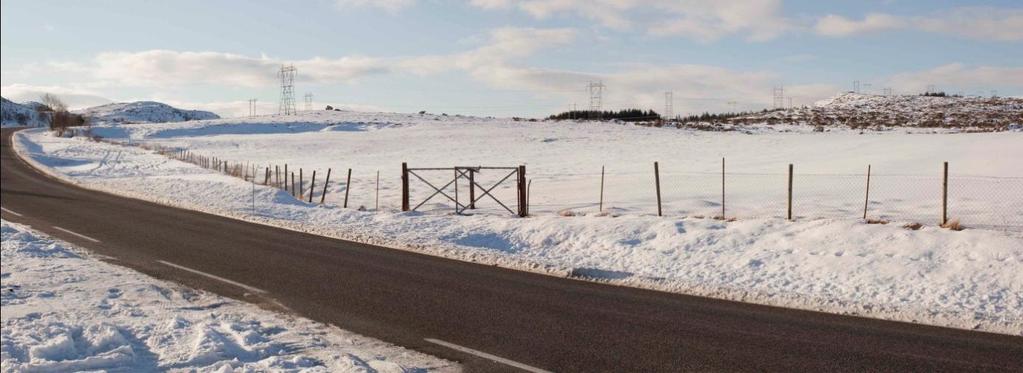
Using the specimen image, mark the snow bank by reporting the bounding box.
[13,124,1023,335]
[0,219,457,372]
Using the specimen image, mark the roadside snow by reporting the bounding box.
[0,219,457,372]
[12,116,1023,336]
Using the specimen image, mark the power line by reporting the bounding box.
[247,98,257,117]
[278,64,297,115]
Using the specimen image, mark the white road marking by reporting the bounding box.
[1,207,23,217]
[52,226,101,243]
[156,260,267,294]
[424,338,552,373]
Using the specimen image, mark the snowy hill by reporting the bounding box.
[1,97,49,127]
[76,101,219,125]
[680,93,1023,131]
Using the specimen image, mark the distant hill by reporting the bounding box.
[1,97,50,127]
[677,93,1022,131]
[76,101,219,125]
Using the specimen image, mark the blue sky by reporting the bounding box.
[2,0,1021,117]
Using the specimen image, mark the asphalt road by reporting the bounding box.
[2,127,1022,372]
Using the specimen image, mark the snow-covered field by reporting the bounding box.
[12,111,1023,335]
[1,219,456,372]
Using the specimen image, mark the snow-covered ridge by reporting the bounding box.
[76,101,219,125]
[702,92,1022,130]
[1,97,48,127]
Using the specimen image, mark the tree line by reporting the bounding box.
[548,108,661,122]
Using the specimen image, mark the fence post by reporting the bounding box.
[375,170,380,210]
[599,165,605,212]
[721,157,726,219]
[401,162,410,211]
[787,163,793,221]
[264,167,270,185]
[275,165,280,188]
[320,168,332,204]
[344,168,352,208]
[863,164,871,220]
[453,168,459,214]
[942,161,948,225]
[291,172,296,198]
[517,165,527,217]
[469,169,476,209]
[284,164,289,192]
[299,168,304,200]
[526,178,532,216]
[654,161,662,217]
[308,170,316,203]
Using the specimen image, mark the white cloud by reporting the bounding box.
[885,63,1023,94]
[815,7,1023,41]
[80,50,389,88]
[0,84,113,109]
[470,0,793,42]
[399,27,577,74]
[815,13,903,36]
[334,0,416,12]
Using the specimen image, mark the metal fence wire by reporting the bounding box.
[153,138,1021,231]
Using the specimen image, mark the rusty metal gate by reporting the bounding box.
[401,163,527,217]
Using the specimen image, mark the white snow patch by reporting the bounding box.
[0,219,458,372]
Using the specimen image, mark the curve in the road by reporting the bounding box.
[2,128,1022,372]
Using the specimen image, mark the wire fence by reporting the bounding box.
[101,135,1022,232]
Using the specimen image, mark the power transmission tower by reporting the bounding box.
[727,100,737,112]
[787,97,793,109]
[588,81,605,119]
[853,80,860,93]
[248,98,257,117]
[304,93,313,111]
[862,83,872,93]
[773,86,785,109]
[882,87,893,96]
[663,91,673,120]
[278,65,297,115]
[926,84,936,94]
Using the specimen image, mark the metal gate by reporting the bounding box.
[401,163,527,217]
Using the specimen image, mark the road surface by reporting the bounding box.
[2,127,1021,372]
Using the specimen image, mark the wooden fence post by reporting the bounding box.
[599,165,605,212]
[721,157,726,219]
[344,168,352,208]
[654,161,662,217]
[469,169,476,209]
[517,165,527,217]
[308,170,316,203]
[320,168,332,204]
[401,162,409,211]
[284,164,289,192]
[299,168,304,199]
[787,163,794,221]
[264,167,270,185]
[275,165,280,188]
[291,172,296,198]
[863,164,871,220]
[942,161,948,225]
[526,178,532,216]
